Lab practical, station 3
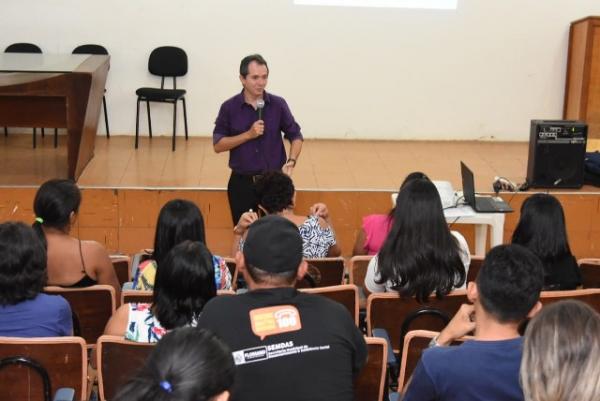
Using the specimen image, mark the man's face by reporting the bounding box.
[240,61,268,98]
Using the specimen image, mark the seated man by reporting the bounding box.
[402,244,544,401]
[198,215,366,401]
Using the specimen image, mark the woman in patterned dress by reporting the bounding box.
[232,171,341,258]
[104,241,217,343]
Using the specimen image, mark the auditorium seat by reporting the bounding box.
[0,336,87,401]
[72,44,110,138]
[121,289,235,304]
[4,42,58,148]
[135,46,189,151]
[296,257,346,288]
[578,258,600,288]
[110,254,131,288]
[467,254,484,283]
[96,335,154,401]
[348,255,373,307]
[539,288,600,313]
[354,337,387,401]
[43,285,116,347]
[300,284,360,326]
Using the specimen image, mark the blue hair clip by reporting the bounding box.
[159,380,173,393]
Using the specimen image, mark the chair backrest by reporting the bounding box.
[5,42,42,53]
[148,46,187,77]
[97,335,155,401]
[72,44,108,55]
[349,255,373,292]
[0,336,87,401]
[110,255,131,288]
[467,254,483,284]
[397,330,469,392]
[299,284,359,325]
[578,258,600,288]
[296,257,346,288]
[43,285,116,347]
[366,290,469,353]
[539,288,600,313]
[354,337,387,401]
[121,289,235,305]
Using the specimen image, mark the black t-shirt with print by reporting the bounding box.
[198,287,367,401]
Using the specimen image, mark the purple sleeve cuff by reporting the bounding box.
[213,132,226,145]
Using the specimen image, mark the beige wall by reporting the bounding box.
[1,1,599,140]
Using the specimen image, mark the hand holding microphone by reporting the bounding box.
[248,99,265,139]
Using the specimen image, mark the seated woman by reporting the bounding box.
[521,300,600,401]
[114,327,234,401]
[511,193,581,290]
[132,199,231,290]
[32,179,120,299]
[233,171,341,258]
[353,172,428,256]
[104,241,217,343]
[0,222,72,337]
[364,177,470,301]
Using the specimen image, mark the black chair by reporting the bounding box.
[135,46,189,151]
[4,42,58,148]
[72,44,110,138]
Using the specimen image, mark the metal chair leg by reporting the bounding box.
[172,100,177,151]
[182,97,188,140]
[54,128,58,148]
[146,100,152,138]
[135,98,140,149]
[103,95,110,138]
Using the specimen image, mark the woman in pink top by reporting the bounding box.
[353,172,428,255]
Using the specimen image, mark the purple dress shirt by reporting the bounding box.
[213,90,303,174]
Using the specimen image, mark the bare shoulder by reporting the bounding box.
[81,240,111,258]
[104,303,130,336]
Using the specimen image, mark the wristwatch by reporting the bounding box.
[286,158,297,167]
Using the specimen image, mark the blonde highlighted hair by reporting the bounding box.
[521,300,600,401]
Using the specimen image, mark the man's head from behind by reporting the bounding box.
[238,215,306,288]
[471,244,544,323]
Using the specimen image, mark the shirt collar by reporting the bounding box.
[236,89,271,108]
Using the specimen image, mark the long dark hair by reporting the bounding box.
[152,200,206,266]
[511,194,573,263]
[376,178,465,302]
[32,179,81,247]
[153,241,216,330]
[114,327,235,401]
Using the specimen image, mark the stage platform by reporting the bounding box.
[1,134,600,258]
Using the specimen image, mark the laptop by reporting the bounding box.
[460,161,513,213]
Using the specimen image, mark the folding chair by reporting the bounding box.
[578,258,600,288]
[0,336,87,401]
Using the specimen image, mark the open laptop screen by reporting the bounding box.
[460,161,476,207]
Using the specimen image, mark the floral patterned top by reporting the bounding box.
[132,255,232,291]
[124,303,198,343]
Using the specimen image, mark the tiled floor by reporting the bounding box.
[2,134,600,193]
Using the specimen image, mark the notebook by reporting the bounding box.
[460,161,513,213]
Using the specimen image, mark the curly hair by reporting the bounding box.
[255,171,295,214]
[0,222,47,306]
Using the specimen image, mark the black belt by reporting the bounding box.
[232,171,264,183]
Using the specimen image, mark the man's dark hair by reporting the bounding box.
[240,54,269,78]
[245,264,297,286]
[477,244,544,323]
[0,222,47,306]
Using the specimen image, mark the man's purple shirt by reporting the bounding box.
[213,90,303,174]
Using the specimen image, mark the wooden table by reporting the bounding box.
[0,53,110,180]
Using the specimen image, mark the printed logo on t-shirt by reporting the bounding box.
[249,305,302,340]
[232,341,331,366]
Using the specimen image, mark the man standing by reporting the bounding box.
[403,244,544,401]
[198,215,367,401]
[213,54,303,225]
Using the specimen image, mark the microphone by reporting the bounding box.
[256,99,265,120]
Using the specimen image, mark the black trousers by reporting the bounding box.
[227,172,260,225]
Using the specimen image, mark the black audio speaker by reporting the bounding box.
[526,120,587,188]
